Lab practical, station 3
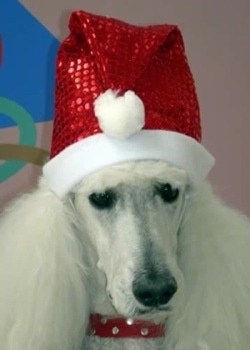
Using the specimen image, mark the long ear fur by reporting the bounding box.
[0,178,89,350]
[167,183,250,350]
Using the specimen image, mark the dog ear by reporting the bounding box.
[0,178,89,350]
[167,183,250,348]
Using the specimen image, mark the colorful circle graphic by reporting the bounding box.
[0,97,48,183]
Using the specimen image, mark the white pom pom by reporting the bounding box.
[94,89,145,139]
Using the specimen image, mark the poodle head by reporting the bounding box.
[70,161,190,318]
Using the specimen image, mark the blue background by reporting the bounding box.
[0,0,60,128]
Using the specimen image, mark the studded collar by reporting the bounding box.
[88,314,165,338]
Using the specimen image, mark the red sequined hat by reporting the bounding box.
[43,10,215,197]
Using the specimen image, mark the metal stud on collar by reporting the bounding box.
[112,326,119,335]
[141,328,149,336]
[126,318,134,325]
[101,316,107,324]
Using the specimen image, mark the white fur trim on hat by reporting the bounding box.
[43,130,215,198]
[94,89,145,139]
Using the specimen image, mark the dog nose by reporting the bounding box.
[132,273,177,307]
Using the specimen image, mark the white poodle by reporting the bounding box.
[0,160,250,350]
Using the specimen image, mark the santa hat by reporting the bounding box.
[43,10,215,198]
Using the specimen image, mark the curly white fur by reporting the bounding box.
[0,160,249,350]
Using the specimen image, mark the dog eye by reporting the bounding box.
[88,190,116,210]
[156,183,179,203]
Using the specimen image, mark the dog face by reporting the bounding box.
[72,161,190,318]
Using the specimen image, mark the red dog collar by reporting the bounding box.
[88,314,165,338]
